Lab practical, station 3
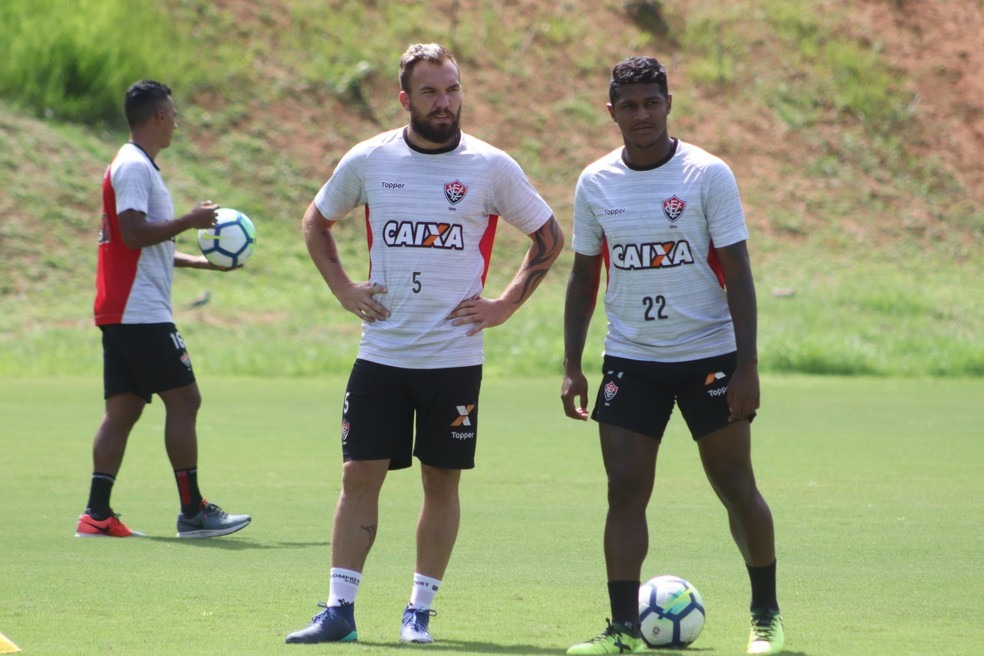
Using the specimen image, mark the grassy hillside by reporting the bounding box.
[1,0,981,378]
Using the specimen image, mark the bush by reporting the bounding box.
[0,1,179,124]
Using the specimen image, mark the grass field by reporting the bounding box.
[1,375,982,655]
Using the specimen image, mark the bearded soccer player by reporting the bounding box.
[285,43,563,645]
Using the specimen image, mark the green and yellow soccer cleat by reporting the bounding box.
[567,620,644,654]
[747,609,784,654]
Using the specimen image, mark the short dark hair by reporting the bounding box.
[124,80,172,128]
[609,56,668,104]
[399,43,458,92]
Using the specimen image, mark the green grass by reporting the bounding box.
[3,234,981,378]
[0,1,200,125]
[1,375,983,655]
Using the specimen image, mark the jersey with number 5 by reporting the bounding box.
[315,128,552,368]
[572,140,749,362]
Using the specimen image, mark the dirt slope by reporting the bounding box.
[209,0,982,229]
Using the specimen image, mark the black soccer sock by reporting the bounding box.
[747,560,779,612]
[608,580,642,634]
[174,467,203,517]
[85,472,116,520]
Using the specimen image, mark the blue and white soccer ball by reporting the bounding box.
[197,208,256,268]
[638,575,706,648]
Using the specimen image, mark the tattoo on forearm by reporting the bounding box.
[528,220,561,268]
[512,221,560,305]
[514,269,548,305]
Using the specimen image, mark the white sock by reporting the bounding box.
[327,567,361,607]
[408,573,442,610]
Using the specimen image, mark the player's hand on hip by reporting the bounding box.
[448,296,513,336]
[560,371,591,421]
[339,281,389,323]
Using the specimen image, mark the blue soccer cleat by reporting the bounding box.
[285,602,357,644]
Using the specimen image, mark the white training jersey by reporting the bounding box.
[94,142,176,325]
[572,140,749,362]
[315,128,553,368]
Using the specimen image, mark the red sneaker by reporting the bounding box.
[75,510,146,538]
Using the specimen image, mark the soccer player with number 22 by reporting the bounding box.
[561,57,784,655]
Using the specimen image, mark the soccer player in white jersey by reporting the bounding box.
[285,44,563,645]
[561,57,784,655]
[77,80,251,540]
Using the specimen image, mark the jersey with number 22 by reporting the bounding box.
[573,140,749,363]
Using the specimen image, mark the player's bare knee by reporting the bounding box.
[421,467,460,498]
[607,475,651,512]
[160,384,202,415]
[709,469,759,509]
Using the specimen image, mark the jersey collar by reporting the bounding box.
[127,141,160,170]
[622,137,678,171]
[402,127,461,155]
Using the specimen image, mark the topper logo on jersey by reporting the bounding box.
[445,179,468,205]
[383,220,465,250]
[611,240,695,270]
[662,195,686,222]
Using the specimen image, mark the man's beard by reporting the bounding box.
[410,106,461,145]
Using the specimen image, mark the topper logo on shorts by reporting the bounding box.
[383,220,464,250]
[451,404,475,427]
[611,240,694,270]
[603,380,619,402]
[445,179,468,205]
[704,371,726,386]
[662,195,686,222]
[705,371,728,397]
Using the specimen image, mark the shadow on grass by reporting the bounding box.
[142,536,328,550]
[351,641,560,654]
[342,643,810,655]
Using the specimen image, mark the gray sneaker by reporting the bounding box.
[176,500,251,538]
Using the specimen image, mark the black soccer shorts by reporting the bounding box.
[100,322,196,402]
[591,352,755,441]
[340,358,482,470]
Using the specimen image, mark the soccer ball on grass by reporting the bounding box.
[638,575,706,648]
[197,208,256,268]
